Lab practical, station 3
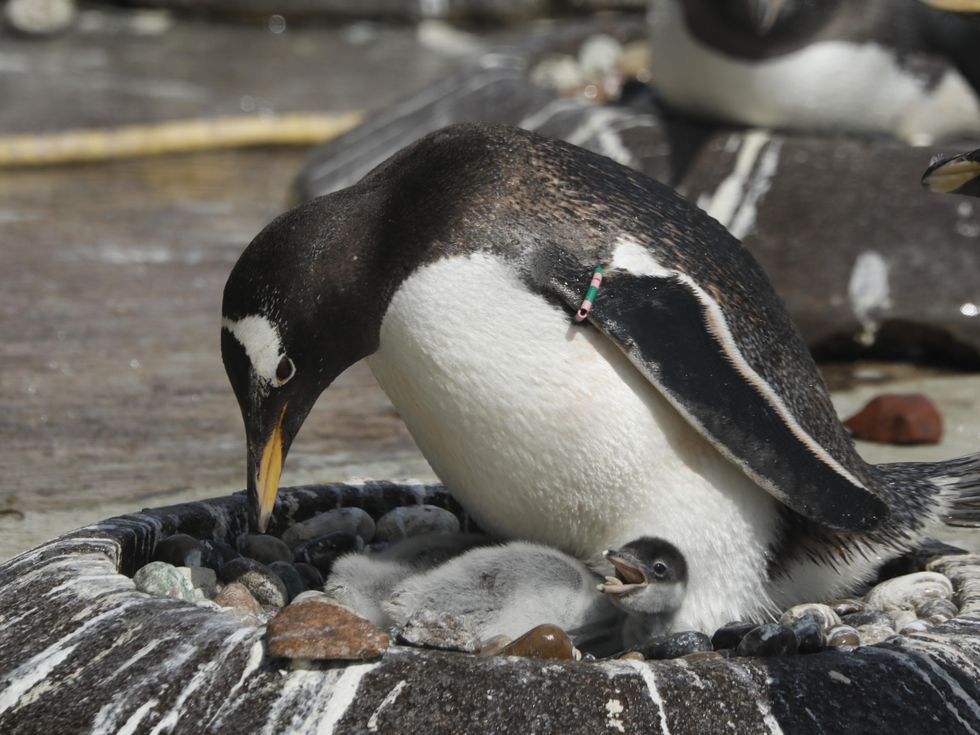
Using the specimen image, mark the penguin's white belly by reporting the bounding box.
[367,252,779,631]
[650,0,980,144]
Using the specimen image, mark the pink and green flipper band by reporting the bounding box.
[575,266,604,322]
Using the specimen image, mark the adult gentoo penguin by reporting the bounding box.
[923,147,980,197]
[648,0,980,143]
[221,123,980,632]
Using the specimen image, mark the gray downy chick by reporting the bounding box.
[382,541,620,641]
[598,537,689,648]
[323,532,490,627]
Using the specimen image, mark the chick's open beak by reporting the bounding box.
[922,153,980,194]
[597,550,648,595]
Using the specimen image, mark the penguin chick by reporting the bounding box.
[323,532,490,626]
[598,537,689,648]
[382,541,619,641]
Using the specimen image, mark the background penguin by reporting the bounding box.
[923,147,980,197]
[221,123,980,633]
[597,537,688,648]
[648,0,980,143]
[383,541,620,641]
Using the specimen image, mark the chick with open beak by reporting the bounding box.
[598,537,689,647]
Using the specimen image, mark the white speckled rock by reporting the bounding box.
[134,561,196,601]
[890,609,918,630]
[900,620,933,635]
[865,572,953,613]
[779,603,841,630]
[857,624,898,646]
[281,507,376,548]
[375,505,460,542]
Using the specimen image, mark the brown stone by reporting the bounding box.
[823,599,866,617]
[214,582,263,625]
[476,634,513,656]
[266,599,389,660]
[843,394,943,445]
[498,624,575,661]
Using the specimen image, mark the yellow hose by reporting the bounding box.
[0,111,364,167]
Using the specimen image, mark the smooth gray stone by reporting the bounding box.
[790,617,827,654]
[375,505,460,542]
[292,531,365,574]
[735,623,799,658]
[843,610,896,630]
[294,561,325,589]
[218,557,290,608]
[153,533,205,568]
[281,507,376,548]
[177,565,218,598]
[268,561,307,603]
[638,630,712,660]
[236,533,293,565]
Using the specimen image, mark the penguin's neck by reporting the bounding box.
[366,252,780,633]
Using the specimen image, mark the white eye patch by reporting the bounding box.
[222,314,285,385]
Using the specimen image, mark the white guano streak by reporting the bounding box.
[697,130,773,233]
[624,660,671,735]
[367,679,407,732]
[847,250,892,346]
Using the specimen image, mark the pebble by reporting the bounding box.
[266,595,389,660]
[865,572,953,612]
[842,610,895,629]
[900,620,932,635]
[476,634,513,657]
[779,603,841,630]
[153,534,205,568]
[177,566,218,598]
[5,0,76,36]
[639,631,712,661]
[824,599,865,617]
[213,582,264,625]
[843,393,942,445]
[219,558,289,608]
[577,34,623,77]
[294,562,325,590]
[374,505,460,542]
[890,609,918,630]
[292,532,365,574]
[280,507,376,548]
[133,561,196,601]
[711,621,757,651]
[827,625,861,648]
[395,610,481,653]
[618,651,645,662]
[201,539,240,568]
[915,597,958,621]
[789,617,826,654]
[237,534,293,565]
[681,651,724,663]
[268,561,307,603]
[735,624,799,658]
[857,624,896,646]
[499,624,576,661]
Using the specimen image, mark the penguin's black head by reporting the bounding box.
[679,0,840,57]
[221,191,386,532]
[599,537,688,616]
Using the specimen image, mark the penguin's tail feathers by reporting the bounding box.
[923,452,980,527]
[875,452,980,528]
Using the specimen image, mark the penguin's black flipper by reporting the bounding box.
[572,269,889,533]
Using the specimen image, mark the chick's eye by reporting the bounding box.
[653,562,668,577]
[275,355,295,385]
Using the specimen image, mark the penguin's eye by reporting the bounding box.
[275,355,295,385]
[652,561,668,577]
